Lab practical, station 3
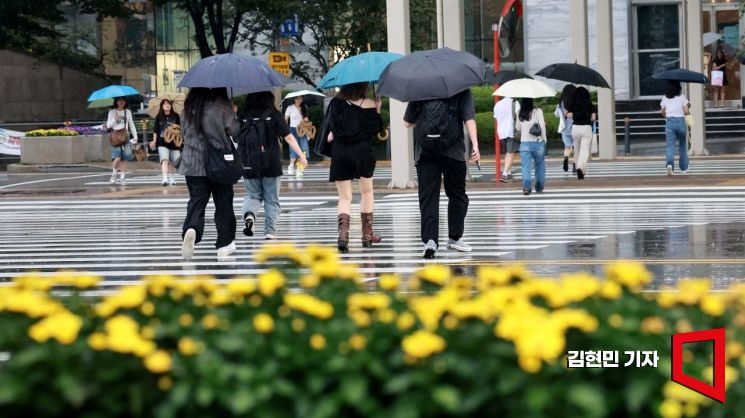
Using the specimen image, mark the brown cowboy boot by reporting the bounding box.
[361,212,382,248]
[337,213,350,252]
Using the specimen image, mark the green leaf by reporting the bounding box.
[56,373,86,406]
[169,382,191,408]
[196,385,214,406]
[228,388,256,414]
[214,334,245,353]
[383,374,412,394]
[567,384,607,418]
[341,376,367,404]
[311,396,339,418]
[432,385,460,412]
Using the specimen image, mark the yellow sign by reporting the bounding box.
[269,52,290,76]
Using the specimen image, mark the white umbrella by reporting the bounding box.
[703,32,722,47]
[283,89,326,102]
[493,79,557,99]
[147,93,186,118]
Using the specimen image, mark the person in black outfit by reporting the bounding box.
[326,82,385,252]
[712,48,729,108]
[404,90,481,259]
[565,87,596,180]
[149,99,182,186]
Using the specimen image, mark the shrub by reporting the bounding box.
[25,129,79,137]
[0,246,743,418]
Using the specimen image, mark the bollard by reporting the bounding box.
[624,117,631,156]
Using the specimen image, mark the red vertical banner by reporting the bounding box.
[671,328,726,403]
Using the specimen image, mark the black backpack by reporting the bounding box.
[236,110,274,179]
[414,96,462,151]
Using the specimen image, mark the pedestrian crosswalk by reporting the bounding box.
[2,185,744,286]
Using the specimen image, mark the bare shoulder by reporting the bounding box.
[360,98,377,109]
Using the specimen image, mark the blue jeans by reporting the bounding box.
[290,128,309,159]
[520,141,546,191]
[665,117,689,171]
[242,176,281,235]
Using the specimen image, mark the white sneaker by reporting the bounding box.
[681,170,688,175]
[182,228,196,260]
[169,177,176,186]
[119,178,126,186]
[447,239,472,252]
[295,170,303,179]
[216,241,237,258]
[109,173,117,184]
[287,163,295,175]
[422,240,437,259]
[666,165,673,177]
[161,178,168,187]
[264,233,277,240]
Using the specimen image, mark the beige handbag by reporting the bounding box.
[164,124,183,148]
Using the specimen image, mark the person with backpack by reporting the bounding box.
[238,91,308,240]
[565,86,596,180]
[515,98,547,196]
[148,99,181,186]
[493,95,518,183]
[178,88,240,260]
[285,96,310,178]
[326,82,384,252]
[106,97,138,185]
[403,89,480,259]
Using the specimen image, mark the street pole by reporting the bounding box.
[493,21,501,181]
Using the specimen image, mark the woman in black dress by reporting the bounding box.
[327,82,384,252]
[712,49,729,108]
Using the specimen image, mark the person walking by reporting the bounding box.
[148,99,181,186]
[404,89,480,259]
[285,96,310,178]
[325,82,385,252]
[565,87,596,180]
[712,48,729,108]
[515,98,547,195]
[106,97,138,185]
[178,88,241,260]
[556,84,577,172]
[660,80,690,176]
[493,95,518,183]
[238,91,308,240]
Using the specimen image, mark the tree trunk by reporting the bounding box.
[186,0,213,58]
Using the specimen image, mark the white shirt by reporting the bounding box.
[285,105,303,128]
[515,108,547,142]
[106,109,138,140]
[493,98,515,139]
[660,95,689,118]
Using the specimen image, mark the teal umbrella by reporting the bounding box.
[87,85,140,102]
[319,52,403,89]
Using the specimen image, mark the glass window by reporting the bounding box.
[637,5,679,50]
[638,51,680,96]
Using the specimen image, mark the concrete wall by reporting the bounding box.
[0,50,110,123]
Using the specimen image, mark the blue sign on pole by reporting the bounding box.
[280,18,299,37]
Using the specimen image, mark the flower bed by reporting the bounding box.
[25,129,79,137]
[0,245,743,418]
[20,129,108,164]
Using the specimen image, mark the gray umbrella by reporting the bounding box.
[377,47,485,101]
[178,53,291,91]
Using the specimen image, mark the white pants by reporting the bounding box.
[572,125,593,173]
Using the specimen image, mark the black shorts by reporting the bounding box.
[501,137,519,154]
[329,142,376,181]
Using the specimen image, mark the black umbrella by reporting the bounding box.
[653,69,708,84]
[488,70,533,85]
[377,47,485,101]
[536,63,611,88]
[178,53,291,91]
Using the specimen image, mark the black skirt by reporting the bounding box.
[328,141,376,181]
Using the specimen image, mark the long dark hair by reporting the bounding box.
[716,48,726,61]
[559,84,576,108]
[112,96,128,110]
[570,87,593,117]
[665,80,682,99]
[184,88,229,135]
[518,98,534,122]
[336,82,369,101]
[242,91,277,117]
[156,99,174,120]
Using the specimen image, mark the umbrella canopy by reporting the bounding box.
[491,70,533,85]
[318,52,403,89]
[703,32,722,47]
[377,47,486,102]
[147,93,187,118]
[178,53,291,91]
[283,90,326,106]
[494,79,556,99]
[652,69,708,84]
[87,85,140,102]
[87,98,115,109]
[536,63,611,88]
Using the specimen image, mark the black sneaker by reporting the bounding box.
[577,169,585,180]
[243,213,255,236]
[572,163,577,173]
[563,156,569,172]
[523,189,531,196]
[422,240,437,259]
[500,174,509,183]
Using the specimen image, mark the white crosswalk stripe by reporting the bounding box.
[2,184,745,285]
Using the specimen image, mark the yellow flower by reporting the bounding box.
[700,294,726,316]
[347,293,391,311]
[641,316,666,334]
[600,281,622,299]
[727,342,744,358]
[396,312,416,331]
[677,279,711,305]
[141,326,155,340]
[249,295,263,307]
[73,275,100,289]
[178,313,194,327]
[299,274,321,289]
[416,265,451,286]
[140,301,155,316]
[201,314,220,329]
[349,334,367,351]
[284,294,334,319]
[606,262,652,291]
[312,259,343,278]
[291,318,306,332]
[144,350,172,373]
[258,270,285,296]
[278,305,291,317]
[157,376,173,391]
[306,245,339,264]
[87,333,107,351]
[28,311,83,345]
[443,315,459,330]
[255,243,298,263]
[351,310,372,328]
[209,289,232,306]
[253,313,275,333]
[226,279,256,295]
[659,399,682,418]
[657,290,678,308]
[377,309,397,324]
[518,356,542,374]
[310,333,327,350]
[608,314,624,328]
[684,404,698,418]
[178,337,198,356]
[379,274,401,291]
[675,319,693,334]
[402,330,446,359]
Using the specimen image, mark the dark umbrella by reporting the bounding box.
[377,47,485,101]
[653,69,708,84]
[488,70,533,85]
[536,63,611,88]
[178,53,291,91]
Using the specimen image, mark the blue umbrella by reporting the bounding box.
[653,68,708,84]
[178,53,291,91]
[318,52,403,89]
[87,85,140,102]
